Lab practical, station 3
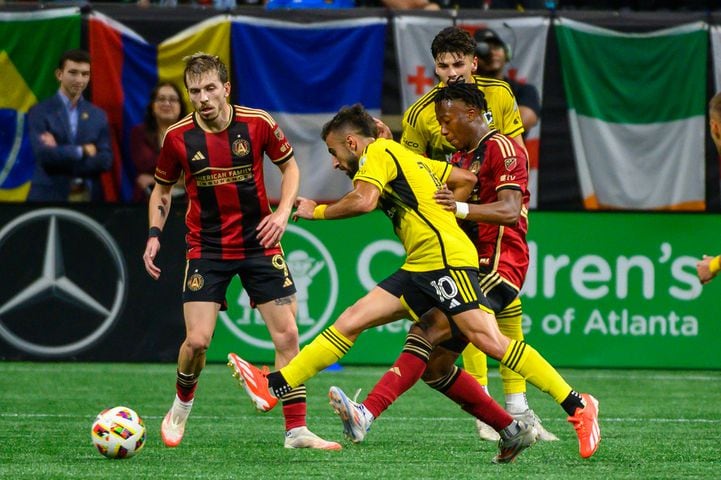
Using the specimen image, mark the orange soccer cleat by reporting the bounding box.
[568,393,601,458]
[227,352,278,412]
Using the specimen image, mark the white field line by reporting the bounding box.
[0,365,719,382]
[1,412,720,424]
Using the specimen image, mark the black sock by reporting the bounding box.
[560,390,585,416]
[267,371,292,398]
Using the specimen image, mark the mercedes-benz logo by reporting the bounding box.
[0,208,127,357]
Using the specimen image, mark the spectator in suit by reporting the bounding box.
[27,49,112,202]
[129,81,186,203]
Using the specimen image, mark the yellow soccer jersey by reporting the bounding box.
[401,75,524,162]
[353,138,477,272]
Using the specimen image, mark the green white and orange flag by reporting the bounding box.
[556,18,707,210]
[0,8,80,201]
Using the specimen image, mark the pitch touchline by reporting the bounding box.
[2,412,720,423]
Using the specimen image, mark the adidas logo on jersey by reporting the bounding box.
[192,151,206,162]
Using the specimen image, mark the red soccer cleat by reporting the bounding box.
[568,393,601,458]
[227,353,278,412]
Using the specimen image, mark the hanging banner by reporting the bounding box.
[556,18,707,210]
[0,8,80,202]
[230,16,387,203]
[89,11,158,202]
[712,25,721,93]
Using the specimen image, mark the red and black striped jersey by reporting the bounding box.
[155,106,293,260]
[450,130,530,292]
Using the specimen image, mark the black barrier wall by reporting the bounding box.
[0,204,187,361]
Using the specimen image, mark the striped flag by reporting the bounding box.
[91,14,231,202]
[157,15,231,89]
[230,16,387,201]
[0,8,80,201]
[89,12,158,202]
[556,18,707,210]
[712,25,721,93]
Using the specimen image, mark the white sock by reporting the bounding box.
[505,393,529,415]
[172,395,193,418]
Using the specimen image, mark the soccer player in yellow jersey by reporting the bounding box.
[229,104,601,462]
[400,26,525,162]
[396,25,551,442]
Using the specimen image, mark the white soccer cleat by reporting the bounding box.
[160,397,193,448]
[492,420,538,464]
[475,419,501,442]
[512,409,559,442]
[328,386,374,443]
[284,426,342,451]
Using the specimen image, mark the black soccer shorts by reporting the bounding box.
[182,255,296,310]
[378,267,492,320]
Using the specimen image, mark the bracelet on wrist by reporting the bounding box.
[312,204,328,220]
[455,202,469,219]
[148,226,162,239]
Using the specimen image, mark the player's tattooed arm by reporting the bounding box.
[158,197,169,218]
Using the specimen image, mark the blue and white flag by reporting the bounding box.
[231,16,387,201]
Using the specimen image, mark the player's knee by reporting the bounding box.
[421,358,453,383]
[334,304,369,338]
[183,335,211,356]
[271,330,300,354]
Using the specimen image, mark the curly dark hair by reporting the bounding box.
[430,27,476,61]
[321,103,377,141]
[433,82,487,113]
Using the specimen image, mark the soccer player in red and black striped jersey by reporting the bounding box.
[142,52,339,451]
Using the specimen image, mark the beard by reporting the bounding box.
[343,153,360,180]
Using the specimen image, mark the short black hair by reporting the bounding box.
[434,82,487,112]
[431,27,476,61]
[58,49,90,70]
[321,103,376,141]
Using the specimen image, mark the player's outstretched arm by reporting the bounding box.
[294,181,380,221]
[697,254,721,284]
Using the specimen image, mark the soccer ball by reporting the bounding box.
[91,406,146,459]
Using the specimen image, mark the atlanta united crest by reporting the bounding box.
[187,273,204,291]
[232,138,250,158]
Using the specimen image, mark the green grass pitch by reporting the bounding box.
[2,362,720,479]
